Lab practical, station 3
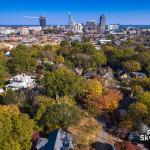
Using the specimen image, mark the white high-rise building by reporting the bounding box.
[68,12,83,33]
[68,12,75,32]
[73,23,83,33]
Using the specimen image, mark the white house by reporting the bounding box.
[99,39,112,44]
[5,74,35,91]
[70,35,82,41]
[0,89,4,94]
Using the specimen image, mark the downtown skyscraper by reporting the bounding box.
[39,16,47,29]
[99,15,106,34]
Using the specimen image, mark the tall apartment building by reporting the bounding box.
[85,20,97,31]
[99,15,106,33]
[39,16,47,29]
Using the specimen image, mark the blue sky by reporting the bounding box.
[0,0,150,25]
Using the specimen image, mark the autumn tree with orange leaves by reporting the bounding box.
[82,89,123,115]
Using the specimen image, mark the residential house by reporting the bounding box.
[130,72,147,78]
[0,88,4,95]
[36,129,74,150]
[83,71,97,79]
[118,70,131,82]
[99,39,112,45]
[97,67,114,80]
[73,67,83,75]
[97,67,114,87]
[5,74,35,91]
[5,51,11,57]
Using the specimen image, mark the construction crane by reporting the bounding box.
[24,16,47,28]
[24,16,39,19]
[24,16,39,25]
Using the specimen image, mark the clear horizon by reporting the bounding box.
[0,0,150,25]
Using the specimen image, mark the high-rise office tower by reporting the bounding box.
[85,20,97,31]
[99,15,106,33]
[39,16,46,29]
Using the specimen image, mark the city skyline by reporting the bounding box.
[0,0,150,25]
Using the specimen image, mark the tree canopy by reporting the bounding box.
[0,51,9,87]
[138,92,150,110]
[82,79,102,99]
[40,67,83,98]
[82,89,123,115]
[8,45,36,74]
[0,105,35,150]
[123,60,141,72]
[39,103,83,130]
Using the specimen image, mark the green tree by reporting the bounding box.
[81,43,97,55]
[1,90,26,107]
[104,48,124,69]
[145,64,150,77]
[72,42,97,55]
[128,102,148,121]
[59,40,71,56]
[125,39,135,46]
[33,96,76,122]
[33,95,55,121]
[39,103,82,130]
[103,46,135,69]
[138,92,150,110]
[40,67,83,98]
[135,45,146,52]
[8,45,36,74]
[127,102,149,127]
[75,53,94,70]
[54,55,65,64]
[0,52,9,87]
[134,51,150,66]
[123,60,141,72]
[92,51,107,66]
[130,78,150,90]
[0,105,35,150]
[131,85,144,98]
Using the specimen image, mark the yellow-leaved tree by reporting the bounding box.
[0,105,35,150]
